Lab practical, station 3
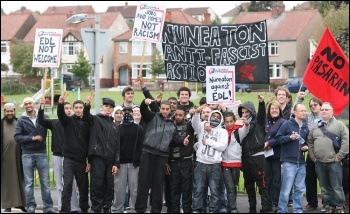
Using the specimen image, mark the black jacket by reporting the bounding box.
[86,113,120,167]
[57,103,90,163]
[119,123,144,167]
[238,101,266,157]
[169,121,195,161]
[38,107,64,156]
[14,110,48,154]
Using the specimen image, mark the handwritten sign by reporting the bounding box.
[32,29,63,67]
[162,20,269,83]
[206,66,235,104]
[132,2,166,43]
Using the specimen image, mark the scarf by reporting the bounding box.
[122,113,134,125]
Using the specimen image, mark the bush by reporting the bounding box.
[27,82,41,93]
[1,79,26,95]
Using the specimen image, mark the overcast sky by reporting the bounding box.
[2,1,305,16]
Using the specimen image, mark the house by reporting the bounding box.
[43,5,95,14]
[112,10,207,90]
[183,7,217,22]
[233,1,323,84]
[1,13,37,77]
[221,2,250,24]
[106,2,137,23]
[22,11,129,87]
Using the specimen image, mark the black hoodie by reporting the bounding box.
[238,101,266,157]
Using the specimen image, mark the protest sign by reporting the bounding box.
[32,29,63,67]
[132,2,166,43]
[206,66,235,104]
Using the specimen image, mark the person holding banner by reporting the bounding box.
[14,97,56,213]
[307,102,349,213]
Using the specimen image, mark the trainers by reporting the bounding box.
[321,205,326,213]
[27,207,36,213]
[231,209,239,213]
[288,200,293,207]
[334,206,345,213]
[47,209,57,213]
[4,208,11,212]
[325,205,335,213]
[304,203,317,211]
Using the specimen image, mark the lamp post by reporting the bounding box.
[66,14,101,113]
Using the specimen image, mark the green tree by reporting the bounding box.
[71,49,92,85]
[1,63,9,71]
[248,1,271,12]
[10,39,41,76]
[1,7,5,15]
[149,49,165,80]
[211,15,221,25]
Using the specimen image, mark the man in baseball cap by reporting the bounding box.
[102,98,115,108]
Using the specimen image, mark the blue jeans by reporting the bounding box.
[22,154,54,213]
[277,162,306,213]
[193,162,222,212]
[315,161,345,207]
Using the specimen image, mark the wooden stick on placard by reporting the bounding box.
[138,41,147,78]
[41,67,48,108]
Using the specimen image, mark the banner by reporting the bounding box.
[206,66,235,104]
[162,20,269,83]
[303,27,349,116]
[132,2,166,43]
[32,29,63,67]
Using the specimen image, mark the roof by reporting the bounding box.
[293,2,314,10]
[1,13,35,40]
[233,9,320,40]
[43,5,95,14]
[183,7,210,15]
[23,12,121,42]
[113,10,202,41]
[222,2,250,17]
[106,5,137,19]
[8,8,41,21]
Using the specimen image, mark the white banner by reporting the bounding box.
[206,66,235,104]
[132,2,166,43]
[32,28,63,67]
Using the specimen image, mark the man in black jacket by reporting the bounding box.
[238,95,270,213]
[38,97,79,212]
[57,92,91,213]
[85,97,120,213]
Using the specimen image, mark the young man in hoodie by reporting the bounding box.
[221,111,249,213]
[111,105,144,213]
[191,109,228,213]
[238,95,270,213]
[14,97,55,213]
[85,97,120,213]
[57,92,91,213]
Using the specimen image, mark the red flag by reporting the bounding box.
[303,28,349,116]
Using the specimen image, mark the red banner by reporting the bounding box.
[303,28,349,116]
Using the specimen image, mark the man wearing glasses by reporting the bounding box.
[296,92,323,211]
[308,102,349,213]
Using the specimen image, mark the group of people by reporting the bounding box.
[1,81,349,213]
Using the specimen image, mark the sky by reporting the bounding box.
[2,1,305,16]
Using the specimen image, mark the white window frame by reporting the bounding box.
[62,42,81,56]
[1,43,7,54]
[119,42,128,53]
[269,63,282,79]
[132,63,152,78]
[269,42,279,56]
[132,41,151,56]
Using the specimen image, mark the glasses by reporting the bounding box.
[309,104,318,108]
[320,109,332,111]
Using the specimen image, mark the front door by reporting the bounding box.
[120,67,128,86]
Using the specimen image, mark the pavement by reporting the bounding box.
[3,188,349,213]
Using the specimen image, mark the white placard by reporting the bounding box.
[32,29,63,67]
[132,2,166,43]
[206,66,235,104]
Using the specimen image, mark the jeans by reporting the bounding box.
[315,161,345,207]
[22,153,54,213]
[222,167,240,212]
[277,162,306,213]
[193,162,222,213]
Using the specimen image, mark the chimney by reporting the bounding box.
[271,1,285,17]
[20,6,26,12]
[203,12,211,24]
[52,6,56,12]
[165,11,171,22]
[125,2,128,7]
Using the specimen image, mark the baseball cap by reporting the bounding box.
[122,105,133,112]
[102,98,115,108]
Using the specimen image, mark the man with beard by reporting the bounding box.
[1,103,26,212]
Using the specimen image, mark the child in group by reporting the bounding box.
[221,111,249,213]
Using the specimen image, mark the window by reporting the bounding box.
[132,63,152,78]
[1,43,7,54]
[119,42,128,53]
[62,42,81,55]
[269,42,279,56]
[132,41,151,56]
[269,64,282,78]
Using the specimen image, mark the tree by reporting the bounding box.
[1,63,9,71]
[10,39,41,76]
[71,49,92,85]
[248,1,271,12]
[1,7,5,15]
[149,49,165,80]
[211,15,222,25]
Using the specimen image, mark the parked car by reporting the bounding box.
[235,83,252,92]
[63,74,84,91]
[283,77,307,93]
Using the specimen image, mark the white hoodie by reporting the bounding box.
[192,110,228,164]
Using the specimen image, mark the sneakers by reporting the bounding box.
[4,208,11,212]
[334,206,345,213]
[288,200,293,207]
[27,207,36,213]
[325,205,335,213]
[321,205,326,213]
[304,203,317,211]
